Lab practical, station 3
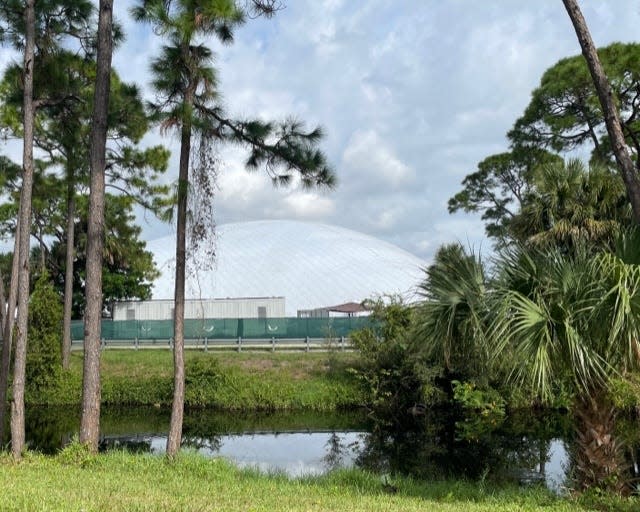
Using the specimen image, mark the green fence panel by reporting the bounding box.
[70,316,372,341]
[71,321,84,340]
[137,320,173,340]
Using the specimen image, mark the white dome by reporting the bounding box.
[147,220,426,315]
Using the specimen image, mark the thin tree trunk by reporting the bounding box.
[562,0,640,223]
[0,266,7,440]
[166,82,194,458]
[11,0,36,460]
[79,0,113,452]
[38,226,46,271]
[62,168,75,370]
[0,271,6,347]
[0,224,21,443]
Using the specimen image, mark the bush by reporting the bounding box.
[185,357,225,407]
[26,272,63,391]
[350,298,438,418]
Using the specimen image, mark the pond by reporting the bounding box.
[21,405,633,492]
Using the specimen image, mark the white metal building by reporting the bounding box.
[111,297,285,321]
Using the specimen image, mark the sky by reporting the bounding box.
[1,0,640,263]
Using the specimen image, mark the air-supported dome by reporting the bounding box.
[146,220,426,316]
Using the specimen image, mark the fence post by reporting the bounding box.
[340,336,345,351]
[169,337,173,349]
[204,337,208,353]
[271,336,275,352]
[101,338,105,350]
[305,336,309,352]
[135,337,139,351]
[237,336,242,352]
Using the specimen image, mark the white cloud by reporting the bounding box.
[342,129,415,190]
[281,192,335,219]
[3,0,640,263]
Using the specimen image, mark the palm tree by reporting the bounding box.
[491,240,640,493]
[509,159,631,251]
[132,0,335,456]
[414,243,492,387]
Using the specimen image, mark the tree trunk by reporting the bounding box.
[0,263,7,440]
[79,0,113,452]
[166,81,194,458]
[38,226,46,271]
[562,0,640,223]
[11,0,36,460]
[62,168,75,370]
[0,225,21,443]
[0,271,6,349]
[573,392,629,495]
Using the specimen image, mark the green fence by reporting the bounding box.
[70,316,373,341]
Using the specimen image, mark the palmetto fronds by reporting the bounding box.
[428,240,640,492]
[510,159,631,251]
[492,245,640,401]
[414,243,490,381]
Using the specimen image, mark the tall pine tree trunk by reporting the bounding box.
[166,82,194,458]
[0,226,20,442]
[62,167,75,370]
[11,0,36,460]
[79,0,113,451]
[562,0,640,223]
[0,226,20,443]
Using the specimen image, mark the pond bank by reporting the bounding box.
[27,351,365,410]
[0,449,604,512]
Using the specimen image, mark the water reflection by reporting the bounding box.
[150,432,362,476]
[20,406,580,489]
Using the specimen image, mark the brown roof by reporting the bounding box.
[326,302,369,314]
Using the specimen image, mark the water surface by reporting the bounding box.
[22,406,588,490]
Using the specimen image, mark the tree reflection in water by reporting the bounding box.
[24,404,639,492]
[354,409,572,486]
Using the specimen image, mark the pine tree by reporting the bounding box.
[132,0,335,456]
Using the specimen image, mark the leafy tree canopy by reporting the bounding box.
[448,148,561,241]
[47,194,160,318]
[509,42,640,167]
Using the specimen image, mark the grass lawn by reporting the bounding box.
[77,349,361,380]
[0,449,608,512]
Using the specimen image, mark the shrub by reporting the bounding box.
[185,357,224,407]
[26,271,63,391]
[350,298,438,418]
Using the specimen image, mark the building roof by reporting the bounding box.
[326,302,369,314]
[147,220,426,316]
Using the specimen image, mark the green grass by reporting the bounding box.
[0,448,611,512]
[26,350,365,411]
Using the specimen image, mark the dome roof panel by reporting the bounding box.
[147,220,426,315]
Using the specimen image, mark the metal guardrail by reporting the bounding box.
[70,336,353,352]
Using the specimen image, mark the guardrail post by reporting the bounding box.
[169,337,173,349]
[101,338,105,350]
[204,337,208,353]
[340,336,345,351]
[237,336,242,352]
[271,336,275,352]
[305,336,309,352]
[135,337,139,351]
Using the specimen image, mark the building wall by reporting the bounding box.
[112,297,285,321]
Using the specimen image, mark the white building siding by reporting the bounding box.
[112,297,285,321]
